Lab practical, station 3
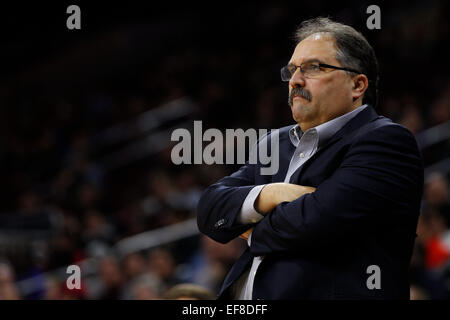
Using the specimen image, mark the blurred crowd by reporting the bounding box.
[0,1,449,299]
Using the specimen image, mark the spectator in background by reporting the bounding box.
[81,210,116,246]
[167,170,203,212]
[410,284,430,300]
[120,252,164,299]
[424,173,450,228]
[147,248,182,290]
[180,235,245,295]
[399,104,424,135]
[419,172,450,291]
[410,228,450,300]
[94,255,124,300]
[430,81,450,126]
[129,276,162,300]
[0,261,21,299]
[163,283,215,300]
[121,252,147,282]
[424,214,450,271]
[43,277,64,300]
[411,196,450,300]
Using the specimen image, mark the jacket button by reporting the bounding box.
[214,218,226,228]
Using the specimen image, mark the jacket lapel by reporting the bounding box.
[272,127,297,183]
[217,247,254,298]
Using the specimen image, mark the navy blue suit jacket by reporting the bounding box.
[197,105,424,299]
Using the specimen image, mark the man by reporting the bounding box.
[163,283,216,300]
[197,17,424,299]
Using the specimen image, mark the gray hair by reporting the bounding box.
[295,17,379,108]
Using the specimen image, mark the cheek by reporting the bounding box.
[308,81,331,102]
[321,77,352,101]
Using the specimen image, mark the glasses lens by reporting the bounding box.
[281,66,291,82]
[302,63,321,77]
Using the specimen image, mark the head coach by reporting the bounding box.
[197,17,424,300]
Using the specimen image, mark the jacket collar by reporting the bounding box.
[287,105,380,183]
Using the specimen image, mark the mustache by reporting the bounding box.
[289,87,312,106]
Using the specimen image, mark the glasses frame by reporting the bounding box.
[281,62,362,82]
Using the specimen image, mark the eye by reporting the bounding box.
[288,65,296,74]
[310,64,320,71]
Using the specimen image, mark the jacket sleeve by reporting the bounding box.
[196,162,258,244]
[249,124,424,256]
[197,130,279,243]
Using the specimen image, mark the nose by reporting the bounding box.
[289,67,306,89]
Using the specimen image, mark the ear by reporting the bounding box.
[351,74,369,102]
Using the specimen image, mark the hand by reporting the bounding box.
[255,183,316,214]
[239,227,253,241]
[239,184,315,241]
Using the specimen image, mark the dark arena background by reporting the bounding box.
[0,0,449,301]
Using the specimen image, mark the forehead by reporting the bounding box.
[290,33,338,64]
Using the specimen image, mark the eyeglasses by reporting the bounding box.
[281,61,361,82]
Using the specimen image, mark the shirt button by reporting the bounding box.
[299,152,305,158]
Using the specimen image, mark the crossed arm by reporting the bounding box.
[197,124,423,256]
[239,183,316,240]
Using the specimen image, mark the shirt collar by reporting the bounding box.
[289,104,368,147]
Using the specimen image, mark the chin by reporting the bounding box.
[291,104,309,122]
[292,111,305,124]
